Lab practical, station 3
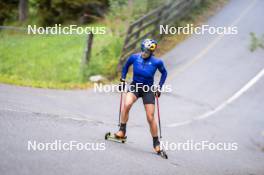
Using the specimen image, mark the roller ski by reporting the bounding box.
[105,132,127,143]
[156,149,168,159]
[153,137,168,159]
[104,38,168,159]
[105,125,127,143]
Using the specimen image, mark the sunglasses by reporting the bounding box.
[142,50,151,54]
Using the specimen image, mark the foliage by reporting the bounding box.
[0,0,228,88]
[0,0,19,25]
[250,32,264,52]
[34,0,109,26]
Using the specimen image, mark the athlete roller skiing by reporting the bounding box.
[114,38,168,157]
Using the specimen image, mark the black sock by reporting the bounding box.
[119,123,126,135]
[153,136,160,148]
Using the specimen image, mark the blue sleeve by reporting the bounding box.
[157,60,167,88]
[121,55,135,79]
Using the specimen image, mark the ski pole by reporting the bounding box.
[118,91,123,126]
[156,95,162,138]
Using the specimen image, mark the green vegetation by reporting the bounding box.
[0,0,167,88]
[0,0,228,89]
[250,32,264,52]
[0,0,18,25]
[0,32,84,83]
[0,28,123,83]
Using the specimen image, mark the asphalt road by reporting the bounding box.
[1,0,264,174]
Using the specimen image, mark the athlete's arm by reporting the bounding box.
[157,60,167,88]
[121,55,135,80]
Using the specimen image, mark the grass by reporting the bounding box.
[0,27,123,88]
[0,32,84,83]
[249,32,264,52]
[0,74,93,89]
[0,0,228,89]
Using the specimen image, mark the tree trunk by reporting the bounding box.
[19,0,28,22]
[128,0,133,8]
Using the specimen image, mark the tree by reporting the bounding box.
[35,0,109,26]
[19,0,28,21]
[0,0,18,25]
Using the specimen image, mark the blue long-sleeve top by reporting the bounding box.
[121,53,167,87]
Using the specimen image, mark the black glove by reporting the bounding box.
[155,88,161,97]
[118,78,126,92]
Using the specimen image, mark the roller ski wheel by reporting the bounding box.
[105,132,127,143]
[157,150,168,159]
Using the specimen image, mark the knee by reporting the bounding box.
[146,113,155,124]
[123,103,132,113]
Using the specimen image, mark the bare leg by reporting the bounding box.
[144,104,158,137]
[145,104,160,152]
[115,92,137,137]
[120,92,137,123]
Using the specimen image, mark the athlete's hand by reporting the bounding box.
[155,88,161,97]
[118,78,126,92]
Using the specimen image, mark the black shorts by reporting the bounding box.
[128,82,155,104]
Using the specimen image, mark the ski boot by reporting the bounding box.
[105,123,127,143]
[153,136,168,159]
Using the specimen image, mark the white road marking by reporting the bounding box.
[0,1,260,130]
[165,0,260,128]
[167,68,264,127]
[2,66,264,129]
